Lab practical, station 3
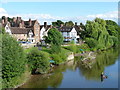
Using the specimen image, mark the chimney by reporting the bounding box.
[60,24,64,27]
[75,22,77,26]
[17,17,21,21]
[21,20,24,28]
[44,22,47,27]
[29,18,32,26]
[13,17,17,22]
[2,19,4,25]
[4,17,8,23]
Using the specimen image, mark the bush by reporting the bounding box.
[2,34,26,88]
[27,48,50,74]
[85,38,97,48]
[45,28,63,53]
[51,54,62,64]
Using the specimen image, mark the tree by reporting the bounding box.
[27,48,50,74]
[52,20,64,27]
[105,20,119,37]
[45,28,63,53]
[65,21,74,27]
[2,34,26,88]
[80,23,86,30]
[84,18,118,50]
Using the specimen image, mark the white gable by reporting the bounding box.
[70,27,77,38]
[5,24,12,35]
[40,26,49,40]
[71,27,77,33]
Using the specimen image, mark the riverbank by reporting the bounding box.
[16,43,115,88]
[19,47,119,88]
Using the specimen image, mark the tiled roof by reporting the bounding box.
[57,26,73,32]
[10,27,32,34]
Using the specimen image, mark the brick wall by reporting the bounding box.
[33,21,40,43]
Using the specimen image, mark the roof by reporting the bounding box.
[40,25,52,31]
[57,26,73,32]
[24,20,37,28]
[74,25,80,32]
[10,27,32,34]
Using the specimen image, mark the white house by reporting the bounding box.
[40,22,52,41]
[58,25,80,43]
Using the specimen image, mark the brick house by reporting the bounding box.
[2,16,40,43]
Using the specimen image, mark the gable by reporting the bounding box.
[71,27,77,33]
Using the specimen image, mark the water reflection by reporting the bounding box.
[78,48,119,81]
[20,48,119,88]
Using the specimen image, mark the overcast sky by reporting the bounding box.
[0,1,119,25]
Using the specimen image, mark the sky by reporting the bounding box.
[0,2,119,25]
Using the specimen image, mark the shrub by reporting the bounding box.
[85,38,97,48]
[45,28,63,53]
[51,54,62,64]
[2,34,26,88]
[27,48,50,74]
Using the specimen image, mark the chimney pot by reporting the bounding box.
[75,22,77,25]
[44,22,47,27]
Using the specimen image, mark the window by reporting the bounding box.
[67,32,69,36]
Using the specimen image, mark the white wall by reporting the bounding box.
[61,27,78,42]
[5,24,12,35]
[40,27,45,40]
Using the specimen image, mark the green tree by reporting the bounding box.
[2,34,26,88]
[84,18,118,50]
[65,21,74,27]
[52,20,64,27]
[105,20,119,37]
[27,48,50,74]
[45,28,63,53]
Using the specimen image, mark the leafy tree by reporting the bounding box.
[105,20,119,37]
[85,38,97,48]
[27,48,50,74]
[80,23,86,30]
[45,28,63,53]
[65,21,74,27]
[84,18,118,50]
[52,20,64,27]
[2,34,26,88]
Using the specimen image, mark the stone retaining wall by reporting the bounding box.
[67,52,74,61]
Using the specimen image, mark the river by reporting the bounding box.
[19,48,119,88]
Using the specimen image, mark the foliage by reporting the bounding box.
[2,34,26,88]
[65,21,74,27]
[80,23,86,30]
[62,45,77,53]
[105,20,119,37]
[27,48,50,74]
[85,38,97,48]
[82,18,119,50]
[45,28,63,53]
[52,20,64,27]
[0,28,5,34]
[51,54,62,64]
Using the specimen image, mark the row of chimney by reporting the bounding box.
[2,16,79,28]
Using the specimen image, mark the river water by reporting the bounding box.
[20,48,119,88]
